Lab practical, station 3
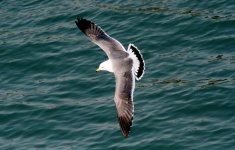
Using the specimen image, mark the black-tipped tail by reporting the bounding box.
[128,44,145,80]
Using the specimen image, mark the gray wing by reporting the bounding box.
[75,18,126,59]
[114,70,135,138]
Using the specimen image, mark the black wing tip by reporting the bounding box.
[118,116,133,138]
[75,17,94,34]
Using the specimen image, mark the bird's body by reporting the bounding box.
[75,18,145,137]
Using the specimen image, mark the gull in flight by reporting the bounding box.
[75,18,145,138]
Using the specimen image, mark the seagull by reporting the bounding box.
[75,18,145,138]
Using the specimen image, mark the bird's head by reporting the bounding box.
[96,60,113,73]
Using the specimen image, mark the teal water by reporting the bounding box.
[1,0,235,149]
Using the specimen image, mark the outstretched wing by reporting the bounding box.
[75,18,126,59]
[114,70,135,138]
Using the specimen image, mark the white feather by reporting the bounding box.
[127,44,144,80]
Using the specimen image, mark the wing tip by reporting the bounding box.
[75,17,94,34]
[118,115,133,138]
[75,17,105,39]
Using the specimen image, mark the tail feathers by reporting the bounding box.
[127,44,145,80]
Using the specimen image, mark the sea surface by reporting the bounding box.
[1,0,235,149]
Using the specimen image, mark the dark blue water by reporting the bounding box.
[1,0,235,149]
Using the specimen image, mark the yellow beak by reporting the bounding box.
[96,68,100,72]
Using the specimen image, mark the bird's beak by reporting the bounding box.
[96,68,100,72]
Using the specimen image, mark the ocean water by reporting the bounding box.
[1,0,235,149]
